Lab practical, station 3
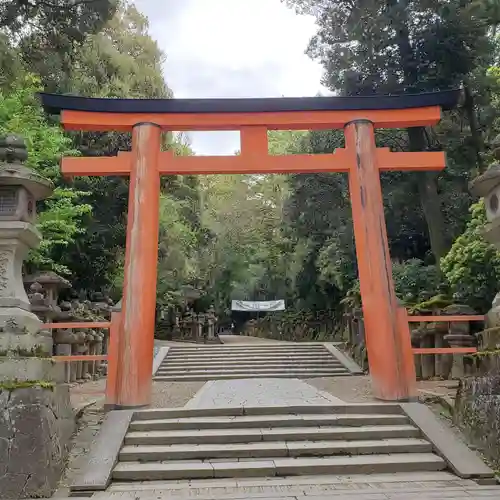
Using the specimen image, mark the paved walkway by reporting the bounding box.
[186,378,345,408]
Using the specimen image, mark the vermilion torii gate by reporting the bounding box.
[40,90,460,407]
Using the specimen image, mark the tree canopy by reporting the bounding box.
[1,0,500,332]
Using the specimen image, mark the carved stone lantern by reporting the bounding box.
[470,134,500,351]
[469,137,500,245]
[0,135,55,379]
[0,135,74,500]
[24,271,70,309]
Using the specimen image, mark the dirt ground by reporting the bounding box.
[308,375,459,403]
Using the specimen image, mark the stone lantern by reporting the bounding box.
[0,134,55,378]
[469,134,500,351]
[470,136,500,245]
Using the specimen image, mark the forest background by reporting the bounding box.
[2,0,500,334]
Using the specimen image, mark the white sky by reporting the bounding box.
[134,0,328,154]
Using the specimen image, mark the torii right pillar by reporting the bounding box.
[346,120,416,400]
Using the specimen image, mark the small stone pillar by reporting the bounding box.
[0,135,73,498]
[207,306,217,341]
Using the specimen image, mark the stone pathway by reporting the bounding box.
[186,378,344,407]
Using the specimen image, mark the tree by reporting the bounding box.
[283,0,494,263]
[0,73,91,274]
[47,2,179,291]
[441,200,500,311]
[1,0,118,93]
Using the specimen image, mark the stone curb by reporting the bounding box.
[323,343,364,374]
[152,346,169,376]
[400,402,495,480]
[70,410,133,492]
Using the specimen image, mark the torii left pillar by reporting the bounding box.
[115,123,161,408]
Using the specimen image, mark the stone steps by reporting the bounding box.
[164,352,335,359]
[108,404,450,484]
[128,413,410,431]
[112,453,445,481]
[155,343,353,380]
[155,367,346,376]
[124,425,422,445]
[154,372,351,381]
[157,357,343,368]
[119,438,433,461]
[168,344,328,351]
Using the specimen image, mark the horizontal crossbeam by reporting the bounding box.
[61,148,445,176]
[407,315,484,323]
[59,107,442,132]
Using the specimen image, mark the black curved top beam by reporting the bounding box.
[38,90,460,115]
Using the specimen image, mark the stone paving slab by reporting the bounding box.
[185,378,345,408]
[87,481,500,499]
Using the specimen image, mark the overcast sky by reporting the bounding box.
[134,0,328,155]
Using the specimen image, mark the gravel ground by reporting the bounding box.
[307,375,375,402]
[151,380,206,407]
[308,376,460,403]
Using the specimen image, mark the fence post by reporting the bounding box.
[105,310,121,411]
[397,307,417,400]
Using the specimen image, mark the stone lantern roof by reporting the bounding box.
[24,271,71,289]
[0,134,54,200]
[469,133,500,197]
[469,163,500,198]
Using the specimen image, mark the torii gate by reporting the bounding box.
[40,90,460,408]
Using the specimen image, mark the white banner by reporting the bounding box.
[231,300,285,312]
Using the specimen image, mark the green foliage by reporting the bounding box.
[392,259,442,305]
[0,74,91,274]
[441,200,500,312]
[157,193,199,306]
[0,0,497,337]
[1,0,118,93]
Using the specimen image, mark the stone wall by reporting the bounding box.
[454,359,500,469]
[0,383,74,498]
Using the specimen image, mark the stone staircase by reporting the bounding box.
[111,404,447,483]
[154,343,353,381]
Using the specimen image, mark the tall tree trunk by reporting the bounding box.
[388,0,449,263]
[463,82,485,173]
[407,127,449,263]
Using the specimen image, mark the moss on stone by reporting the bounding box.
[409,294,453,314]
[0,380,54,391]
[472,349,500,358]
[0,345,50,358]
